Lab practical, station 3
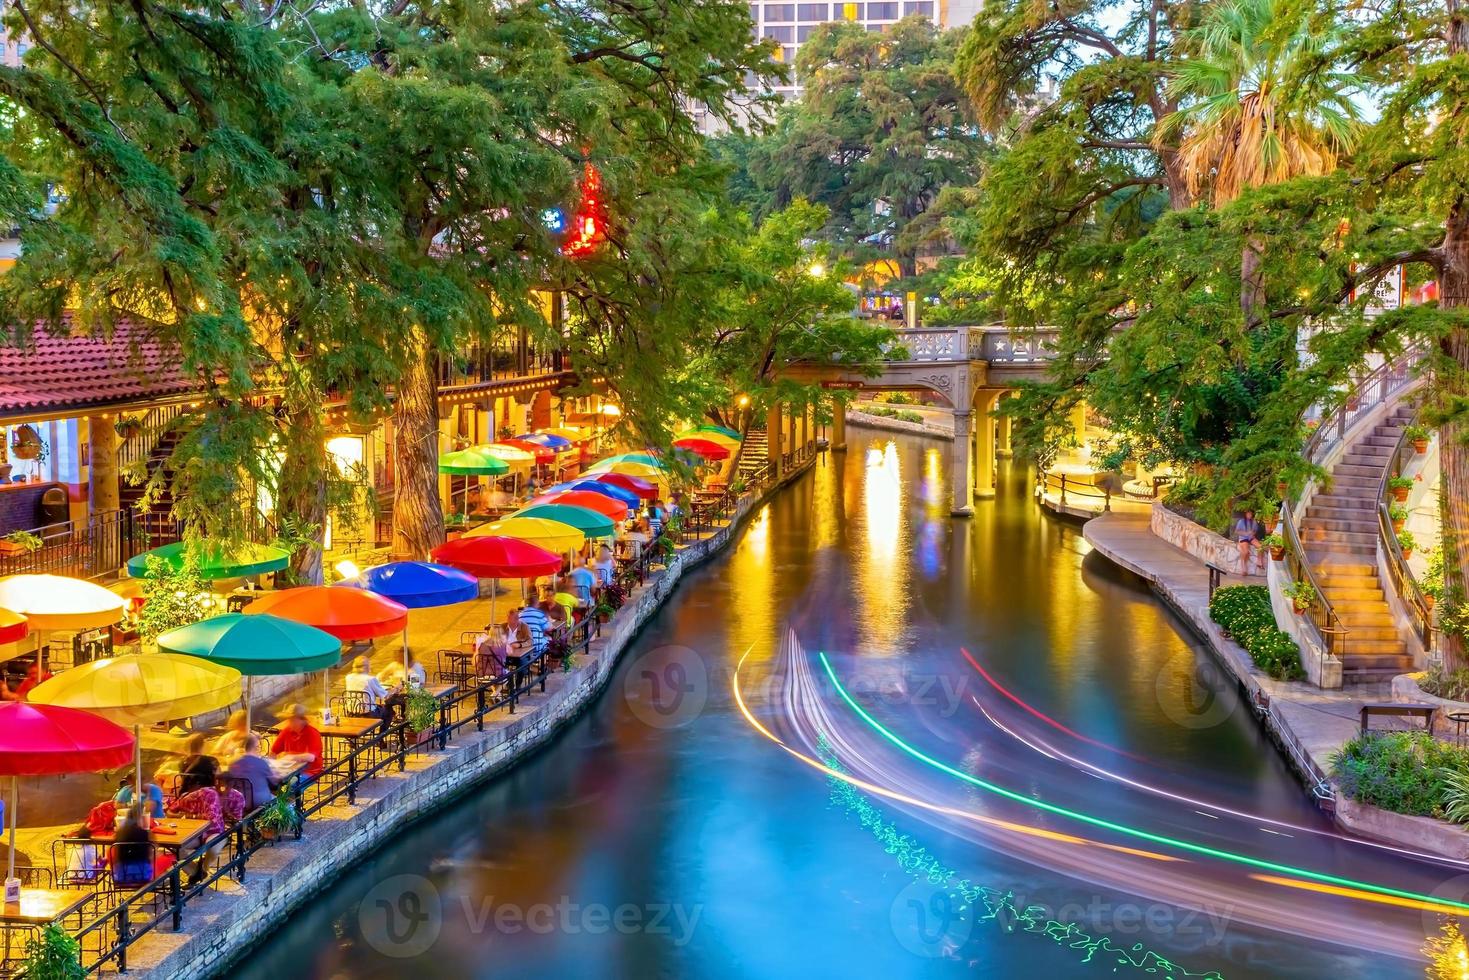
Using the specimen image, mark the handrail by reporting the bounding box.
[1302,347,1424,468]
[116,404,185,477]
[1376,412,1433,651]
[1280,500,1346,666]
[1036,470,1112,511]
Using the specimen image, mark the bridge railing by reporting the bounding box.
[882,325,1063,364]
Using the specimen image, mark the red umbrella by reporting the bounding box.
[502,438,557,464]
[672,437,731,460]
[244,586,408,642]
[0,608,27,646]
[529,490,629,522]
[1,702,135,894]
[431,536,563,627]
[588,471,657,500]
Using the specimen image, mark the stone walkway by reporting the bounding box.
[1083,511,1398,781]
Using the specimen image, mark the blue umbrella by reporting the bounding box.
[520,432,573,450]
[340,561,479,609]
[543,479,641,507]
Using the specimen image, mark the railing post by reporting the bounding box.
[1059,475,1067,504]
[346,750,358,805]
[476,685,486,731]
[171,866,184,929]
[117,904,130,973]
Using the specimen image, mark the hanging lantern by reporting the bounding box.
[561,162,607,259]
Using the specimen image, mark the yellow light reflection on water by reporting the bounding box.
[726,504,776,660]
[853,439,910,655]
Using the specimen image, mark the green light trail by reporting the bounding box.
[816,651,1469,915]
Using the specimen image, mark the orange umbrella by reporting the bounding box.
[243,586,407,641]
[0,608,26,645]
[529,490,629,522]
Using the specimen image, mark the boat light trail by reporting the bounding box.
[819,651,1469,915]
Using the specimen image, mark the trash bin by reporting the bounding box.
[38,486,69,529]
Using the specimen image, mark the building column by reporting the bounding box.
[996,395,1013,459]
[87,415,120,514]
[767,402,783,479]
[975,390,1000,499]
[1070,401,1088,446]
[951,410,973,517]
[831,398,847,452]
[437,414,454,511]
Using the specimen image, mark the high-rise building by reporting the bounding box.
[1,27,26,67]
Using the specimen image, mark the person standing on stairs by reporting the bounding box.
[1233,509,1266,576]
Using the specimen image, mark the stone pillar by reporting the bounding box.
[950,410,974,517]
[831,399,847,452]
[1070,401,1088,446]
[87,415,120,514]
[798,405,808,451]
[996,396,1013,459]
[975,391,1000,499]
[437,413,454,511]
[767,402,783,479]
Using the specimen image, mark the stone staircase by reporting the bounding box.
[119,424,185,543]
[736,427,769,482]
[1299,404,1416,684]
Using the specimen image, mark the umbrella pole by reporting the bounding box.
[245,675,253,732]
[402,625,410,676]
[135,723,144,822]
[5,775,16,898]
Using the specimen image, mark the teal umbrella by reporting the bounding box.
[695,424,742,441]
[514,503,616,538]
[588,452,666,470]
[439,448,511,476]
[158,613,342,728]
[125,541,290,581]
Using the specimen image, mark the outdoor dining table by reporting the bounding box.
[272,716,382,767]
[1,887,93,970]
[89,817,213,859]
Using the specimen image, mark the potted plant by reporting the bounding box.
[9,424,46,462]
[404,685,438,740]
[113,416,144,441]
[1390,503,1409,533]
[1397,530,1417,560]
[1424,546,1445,611]
[23,923,85,980]
[1276,478,1290,499]
[602,581,627,611]
[1284,579,1316,614]
[444,512,468,541]
[1388,475,1414,503]
[546,635,572,670]
[1259,500,1279,534]
[1406,424,1430,454]
[592,597,615,624]
[0,529,43,557]
[1265,533,1285,562]
[255,787,303,841]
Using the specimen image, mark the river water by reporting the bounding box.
[239,429,1448,980]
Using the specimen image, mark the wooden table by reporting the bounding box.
[273,716,381,766]
[90,817,213,858]
[2,887,92,967]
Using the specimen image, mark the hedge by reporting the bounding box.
[1208,586,1305,681]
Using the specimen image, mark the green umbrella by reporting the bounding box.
[589,452,666,470]
[695,424,742,441]
[158,613,342,728]
[514,503,616,538]
[125,541,290,581]
[439,448,511,476]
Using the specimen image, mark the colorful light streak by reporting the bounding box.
[817,650,1469,916]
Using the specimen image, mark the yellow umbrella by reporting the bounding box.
[676,429,741,450]
[0,574,125,631]
[466,517,585,553]
[541,427,587,442]
[29,653,242,807]
[587,459,667,481]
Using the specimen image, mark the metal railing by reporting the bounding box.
[0,509,151,580]
[1036,470,1112,511]
[115,404,186,477]
[1377,414,1434,651]
[1280,500,1347,667]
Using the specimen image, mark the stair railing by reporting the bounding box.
[1376,413,1434,652]
[1280,500,1347,662]
[116,403,185,475]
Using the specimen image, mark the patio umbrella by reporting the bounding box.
[589,452,665,470]
[476,443,537,468]
[514,504,616,539]
[0,702,133,899]
[438,447,511,477]
[465,516,585,553]
[29,654,242,811]
[585,459,668,484]
[501,438,557,464]
[124,541,291,581]
[0,609,27,646]
[675,428,741,449]
[159,612,344,729]
[672,438,731,461]
[521,432,573,450]
[430,536,562,626]
[543,479,641,508]
[693,423,743,441]
[539,427,588,443]
[0,574,125,632]
[340,561,479,675]
[587,472,658,500]
[529,490,629,523]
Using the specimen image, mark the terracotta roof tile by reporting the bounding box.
[0,314,201,419]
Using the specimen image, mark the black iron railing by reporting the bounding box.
[1377,413,1434,651]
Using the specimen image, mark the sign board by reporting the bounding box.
[820,380,865,390]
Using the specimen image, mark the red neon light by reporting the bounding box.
[561,162,606,259]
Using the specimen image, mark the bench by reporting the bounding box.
[1359,702,1437,734]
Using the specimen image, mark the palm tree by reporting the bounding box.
[1161,0,1363,320]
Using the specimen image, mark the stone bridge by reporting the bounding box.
[783,324,1076,516]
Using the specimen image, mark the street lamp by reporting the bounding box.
[808,262,826,278]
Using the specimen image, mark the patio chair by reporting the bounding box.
[52,838,104,888]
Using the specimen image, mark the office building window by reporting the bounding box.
[797,2,827,18]
[867,1,899,17]
[763,25,795,42]
[764,3,796,20]
[904,0,934,14]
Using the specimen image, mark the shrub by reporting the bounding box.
[1419,661,1469,702]
[1331,731,1469,818]
[896,410,924,424]
[1405,423,1430,444]
[1208,586,1305,680]
[1388,475,1414,493]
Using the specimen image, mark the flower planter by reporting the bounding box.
[1414,439,1429,454]
[1392,486,1410,503]
[0,540,28,557]
[1402,548,1414,560]
[1427,595,1437,611]
[1269,545,1285,562]
[445,528,464,542]
[1293,599,1310,614]
[1393,519,1406,534]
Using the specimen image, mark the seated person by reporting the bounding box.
[473,625,510,678]
[345,656,391,719]
[113,774,165,820]
[176,733,220,795]
[108,813,170,886]
[569,558,598,606]
[594,544,615,585]
[271,703,323,779]
[225,734,280,810]
[211,709,251,759]
[1,662,51,701]
[515,604,550,654]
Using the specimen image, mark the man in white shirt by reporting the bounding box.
[344,656,389,718]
